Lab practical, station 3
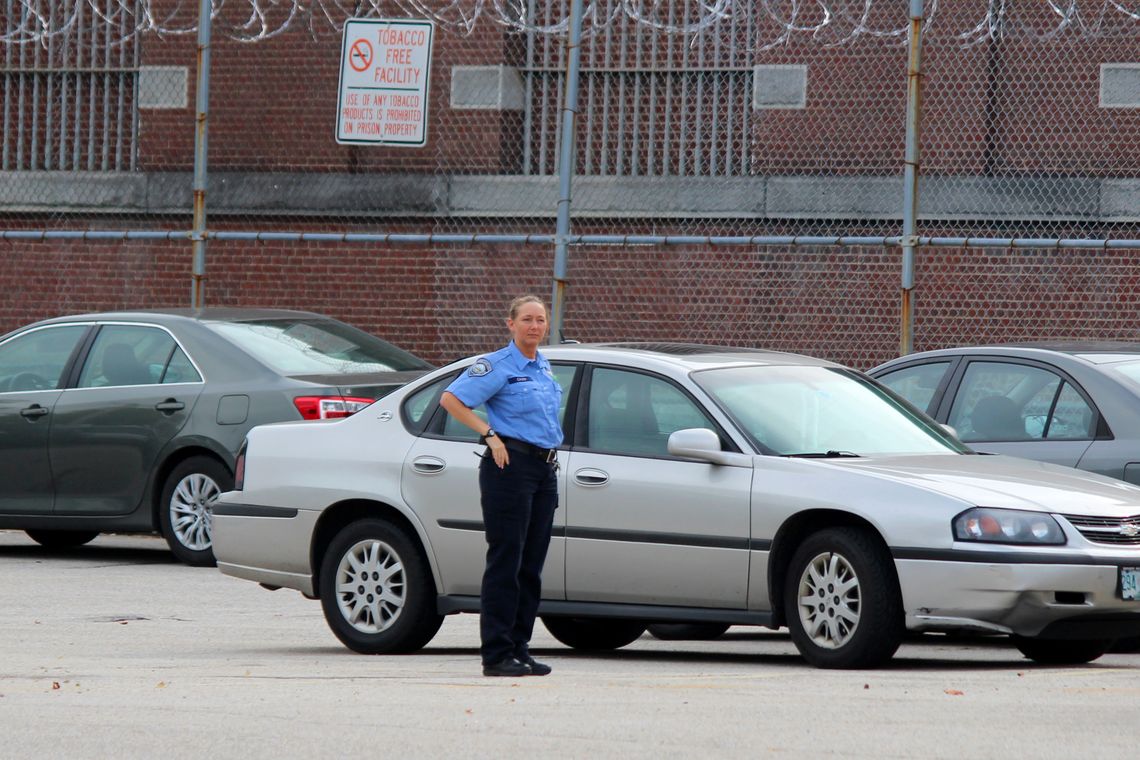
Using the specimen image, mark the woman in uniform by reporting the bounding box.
[440,295,563,677]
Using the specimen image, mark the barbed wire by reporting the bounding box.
[1,0,1137,46]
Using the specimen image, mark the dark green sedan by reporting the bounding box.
[0,309,432,565]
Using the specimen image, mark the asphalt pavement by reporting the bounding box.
[2,530,1138,759]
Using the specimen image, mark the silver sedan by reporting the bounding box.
[213,344,1140,668]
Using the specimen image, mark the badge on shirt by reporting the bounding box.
[468,358,492,377]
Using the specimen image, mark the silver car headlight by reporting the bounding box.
[953,507,1066,545]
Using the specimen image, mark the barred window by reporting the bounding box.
[2,4,139,171]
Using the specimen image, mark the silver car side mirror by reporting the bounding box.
[668,428,750,466]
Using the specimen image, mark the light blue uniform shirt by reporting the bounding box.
[446,342,564,449]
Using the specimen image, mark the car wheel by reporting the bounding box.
[158,456,232,567]
[1013,636,1113,665]
[541,617,646,650]
[646,623,731,641]
[318,519,443,654]
[784,526,904,669]
[25,530,100,548]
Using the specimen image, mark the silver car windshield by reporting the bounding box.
[205,319,432,375]
[692,365,967,457]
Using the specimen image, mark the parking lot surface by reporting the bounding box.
[2,530,1138,759]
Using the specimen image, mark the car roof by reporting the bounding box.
[30,308,331,327]
[872,342,1140,371]
[538,342,842,371]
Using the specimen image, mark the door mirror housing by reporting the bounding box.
[667,428,750,467]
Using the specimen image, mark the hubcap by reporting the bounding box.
[335,539,406,634]
[169,473,220,551]
[796,551,861,649]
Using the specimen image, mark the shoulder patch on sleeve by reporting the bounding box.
[468,358,493,377]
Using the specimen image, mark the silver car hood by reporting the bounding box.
[824,453,1140,517]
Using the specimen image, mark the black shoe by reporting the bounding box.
[482,657,531,677]
[517,654,552,676]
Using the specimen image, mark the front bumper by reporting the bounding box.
[896,554,1140,639]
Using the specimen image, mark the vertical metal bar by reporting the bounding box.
[522,0,536,175]
[615,13,627,176]
[101,0,111,170]
[663,0,675,176]
[87,0,97,170]
[581,0,596,175]
[16,4,26,169]
[73,0,84,169]
[900,0,926,356]
[550,0,584,344]
[2,0,12,170]
[599,0,612,175]
[115,1,127,169]
[741,3,753,176]
[30,9,40,170]
[130,0,140,170]
[630,15,642,176]
[59,0,70,169]
[678,0,690,175]
[647,13,659,177]
[537,0,552,173]
[44,0,55,170]
[190,0,213,308]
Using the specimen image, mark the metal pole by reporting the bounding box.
[900,0,925,356]
[549,0,584,344]
[190,0,212,309]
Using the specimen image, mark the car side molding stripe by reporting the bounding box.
[437,519,764,551]
[213,504,299,519]
[892,546,1140,566]
[437,594,774,625]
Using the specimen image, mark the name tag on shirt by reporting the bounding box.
[508,376,533,384]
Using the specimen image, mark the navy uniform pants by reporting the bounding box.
[478,451,558,666]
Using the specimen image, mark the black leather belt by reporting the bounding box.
[498,435,559,464]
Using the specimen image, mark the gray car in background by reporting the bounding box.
[0,308,432,565]
[870,343,1140,485]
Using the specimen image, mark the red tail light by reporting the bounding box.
[292,396,375,420]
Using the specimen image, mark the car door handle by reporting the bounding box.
[155,399,186,414]
[20,404,50,419]
[411,456,446,474]
[573,468,609,486]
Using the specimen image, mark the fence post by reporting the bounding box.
[900,0,925,356]
[549,0,584,344]
[190,0,213,309]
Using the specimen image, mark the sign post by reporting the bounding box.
[336,18,434,147]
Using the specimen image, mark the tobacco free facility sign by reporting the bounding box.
[336,18,434,146]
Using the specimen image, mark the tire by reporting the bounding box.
[25,530,100,548]
[158,456,232,567]
[784,526,904,669]
[1013,636,1113,665]
[541,617,647,650]
[318,518,443,654]
[647,622,731,641]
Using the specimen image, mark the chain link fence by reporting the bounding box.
[2,1,1138,367]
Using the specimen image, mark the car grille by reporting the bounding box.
[1062,514,1140,545]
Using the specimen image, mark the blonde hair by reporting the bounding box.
[508,294,548,320]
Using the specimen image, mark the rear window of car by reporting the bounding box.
[204,318,432,375]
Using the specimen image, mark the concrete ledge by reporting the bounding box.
[0,171,1136,222]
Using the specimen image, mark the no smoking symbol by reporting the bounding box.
[349,38,373,72]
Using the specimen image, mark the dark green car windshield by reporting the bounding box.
[692,365,968,457]
[205,318,432,375]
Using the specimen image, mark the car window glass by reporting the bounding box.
[1044,382,1095,440]
[161,346,202,384]
[205,318,431,375]
[0,325,87,392]
[874,361,951,414]
[948,362,1061,442]
[78,325,175,388]
[439,363,579,441]
[403,376,451,434]
[588,367,714,457]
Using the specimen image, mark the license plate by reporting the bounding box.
[1122,566,1140,601]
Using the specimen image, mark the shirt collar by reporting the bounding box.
[506,340,543,368]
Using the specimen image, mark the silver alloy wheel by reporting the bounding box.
[335,539,407,634]
[169,473,220,551]
[795,551,861,649]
